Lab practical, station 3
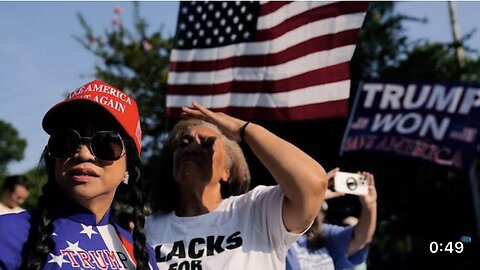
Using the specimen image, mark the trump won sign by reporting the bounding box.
[340,81,480,170]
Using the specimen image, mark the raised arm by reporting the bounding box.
[182,102,328,233]
[346,171,377,256]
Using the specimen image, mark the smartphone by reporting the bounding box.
[334,171,368,196]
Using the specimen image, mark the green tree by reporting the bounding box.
[382,41,480,82]
[75,2,174,161]
[0,120,27,176]
[21,166,48,210]
[351,2,480,82]
[350,2,419,80]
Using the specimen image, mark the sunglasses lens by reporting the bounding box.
[91,132,124,161]
[48,129,81,158]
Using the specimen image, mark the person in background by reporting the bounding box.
[286,168,377,270]
[342,216,367,270]
[146,102,328,270]
[0,80,157,270]
[343,216,359,227]
[0,175,30,214]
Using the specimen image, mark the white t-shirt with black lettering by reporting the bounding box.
[145,185,302,270]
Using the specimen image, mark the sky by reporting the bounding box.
[1,1,479,175]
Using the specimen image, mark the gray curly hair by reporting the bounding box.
[149,119,251,213]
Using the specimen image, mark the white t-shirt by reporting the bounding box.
[145,185,302,270]
[0,202,24,215]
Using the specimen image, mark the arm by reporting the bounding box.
[182,102,328,233]
[346,171,377,256]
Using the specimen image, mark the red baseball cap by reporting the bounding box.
[42,80,142,154]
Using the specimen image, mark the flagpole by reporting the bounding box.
[339,81,363,156]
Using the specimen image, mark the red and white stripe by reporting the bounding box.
[97,225,137,269]
[167,1,368,121]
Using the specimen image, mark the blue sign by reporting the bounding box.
[340,81,480,170]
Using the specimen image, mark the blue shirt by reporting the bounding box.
[0,204,158,270]
[286,224,369,270]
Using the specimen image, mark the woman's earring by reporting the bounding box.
[123,171,130,185]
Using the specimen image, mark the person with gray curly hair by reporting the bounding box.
[146,102,328,270]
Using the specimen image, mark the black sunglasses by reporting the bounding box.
[47,129,125,161]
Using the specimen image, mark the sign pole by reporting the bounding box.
[339,81,363,156]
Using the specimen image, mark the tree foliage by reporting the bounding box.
[351,2,414,80]
[0,119,27,176]
[74,2,174,161]
[352,2,480,83]
[383,41,480,82]
[22,166,48,210]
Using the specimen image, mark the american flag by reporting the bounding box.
[350,117,370,130]
[449,127,478,143]
[167,1,368,121]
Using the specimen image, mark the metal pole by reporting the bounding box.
[448,1,465,71]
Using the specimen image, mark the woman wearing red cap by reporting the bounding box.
[0,80,157,270]
[146,102,328,270]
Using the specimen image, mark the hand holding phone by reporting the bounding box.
[334,171,368,196]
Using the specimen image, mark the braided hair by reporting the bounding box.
[124,138,151,270]
[20,135,151,270]
[20,149,58,270]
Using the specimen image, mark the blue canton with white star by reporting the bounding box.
[175,1,259,49]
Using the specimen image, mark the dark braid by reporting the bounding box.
[125,139,151,270]
[20,139,151,269]
[20,151,59,270]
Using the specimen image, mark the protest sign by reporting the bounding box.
[341,81,480,170]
